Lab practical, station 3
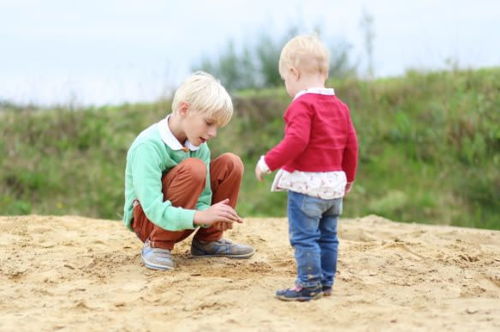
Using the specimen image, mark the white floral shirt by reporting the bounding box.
[272,169,346,199]
[258,157,347,199]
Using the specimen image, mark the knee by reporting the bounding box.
[219,153,244,175]
[180,158,207,183]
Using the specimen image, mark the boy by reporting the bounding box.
[124,71,255,271]
[255,35,358,301]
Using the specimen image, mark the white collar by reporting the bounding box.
[158,115,200,151]
[293,87,335,100]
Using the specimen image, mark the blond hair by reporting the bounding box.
[279,35,330,78]
[172,71,233,127]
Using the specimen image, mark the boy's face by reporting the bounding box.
[182,108,218,146]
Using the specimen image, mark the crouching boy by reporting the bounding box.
[123,71,255,270]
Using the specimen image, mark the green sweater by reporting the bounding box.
[123,120,211,231]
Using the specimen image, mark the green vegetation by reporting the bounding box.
[192,29,356,91]
[1,68,499,229]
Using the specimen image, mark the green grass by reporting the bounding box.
[1,68,499,229]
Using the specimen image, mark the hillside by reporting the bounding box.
[0,68,499,229]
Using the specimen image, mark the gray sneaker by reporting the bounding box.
[191,238,255,259]
[141,240,175,270]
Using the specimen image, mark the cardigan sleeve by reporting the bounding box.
[341,107,359,182]
[264,101,312,171]
[130,142,196,231]
[195,144,212,212]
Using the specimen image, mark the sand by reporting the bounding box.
[0,215,499,331]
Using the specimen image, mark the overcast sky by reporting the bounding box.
[1,0,499,106]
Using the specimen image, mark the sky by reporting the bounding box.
[1,0,499,106]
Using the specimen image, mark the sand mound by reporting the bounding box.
[1,215,499,331]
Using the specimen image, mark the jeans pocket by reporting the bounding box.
[325,198,343,216]
[301,195,324,218]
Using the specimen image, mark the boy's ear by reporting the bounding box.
[178,102,190,116]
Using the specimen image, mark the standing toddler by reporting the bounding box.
[255,35,358,301]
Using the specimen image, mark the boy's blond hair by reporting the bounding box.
[279,35,330,78]
[172,71,233,127]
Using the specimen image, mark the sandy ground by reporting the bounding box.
[0,215,499,332]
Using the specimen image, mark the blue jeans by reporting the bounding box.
[287,191,342,289]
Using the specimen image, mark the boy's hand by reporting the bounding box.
[212,221,233,231]
[255,164,265,181]
[194,198,243,227]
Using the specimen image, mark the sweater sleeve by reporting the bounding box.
[130,142,196,231]
[264,101,312,171]
[195,145,212,212]
[342,107,359,182]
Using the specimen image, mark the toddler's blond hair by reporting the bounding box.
[279,35,330,78]
[172,71,233,127]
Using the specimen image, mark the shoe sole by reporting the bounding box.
[275,293,323,302]
[191,249,256,259]
[141,257,175,271]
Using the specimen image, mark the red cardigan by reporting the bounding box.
[264,93,358,182]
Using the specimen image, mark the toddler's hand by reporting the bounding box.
[345,182,353,195]
[255,156,270,181]
[255,164,265,181]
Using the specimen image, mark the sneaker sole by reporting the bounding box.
[141,257,175,271]
[275,293,323,302]
[191,249,255,259]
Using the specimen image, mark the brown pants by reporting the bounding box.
[132,153,243,250]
